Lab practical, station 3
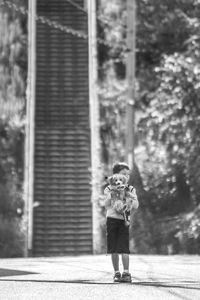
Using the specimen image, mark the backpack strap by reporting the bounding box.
[129,185,134,193]
[125,184,134,192]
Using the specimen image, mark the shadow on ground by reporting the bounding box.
[0,277,199,291]
[0,268,38,277]
[133,280,200,291]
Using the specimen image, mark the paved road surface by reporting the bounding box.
[0,255,200,300]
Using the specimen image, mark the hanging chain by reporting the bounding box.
[0,0,128,60]
[0,0,88,39]
[64,0,127,51]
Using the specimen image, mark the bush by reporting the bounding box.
[0,217,24,257]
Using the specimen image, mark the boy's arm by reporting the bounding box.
[103,186,112,208]
[127,186,139,210]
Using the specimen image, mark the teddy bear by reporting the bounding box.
[107,173,134,226]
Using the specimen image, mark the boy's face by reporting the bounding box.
[118,168,130,181]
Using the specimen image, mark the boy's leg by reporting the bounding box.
[121,253,132,282]
[117,221,132,283]
[106,218,121,281]
[121,253,129,271]
[112,253,121,282]
[111,253,119,272]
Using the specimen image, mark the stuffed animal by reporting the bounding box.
[107,174,134,226]
[107,173,128,192]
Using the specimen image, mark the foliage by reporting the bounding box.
[137,1,200,212]
[1,0,200,255]
[136,0,200,251]
[0,1,27,257]
[0,217,24,257]
[98,0,200,253]
[130,208,158,254]
[98,68,127,173]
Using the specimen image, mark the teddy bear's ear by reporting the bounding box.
[107,176,113,185]
[122,175,128,184]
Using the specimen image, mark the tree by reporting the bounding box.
[0,0,27,257]
[137,1,200,212]
[97,0,200,253]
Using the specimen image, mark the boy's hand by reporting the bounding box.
[103,188,112,208]
[125,187,139,210]
[116,184,126,190]
[105,190,112,199]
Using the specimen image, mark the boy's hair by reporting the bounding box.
[112,162,130,174]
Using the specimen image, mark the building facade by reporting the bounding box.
[25,0,101,256]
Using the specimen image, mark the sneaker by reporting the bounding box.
[120,272,132,283]
[113,271,121,282]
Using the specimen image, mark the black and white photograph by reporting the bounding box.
[0,0,200,299]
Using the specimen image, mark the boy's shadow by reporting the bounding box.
[0,269,199,291]
[0,277,199,291]
[133,279,200,291]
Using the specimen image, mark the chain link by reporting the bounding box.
[1,0,27,15]
[1,0,88,39]
[64,0,126,30]
[64,0,110,27]
[64,0,128,52]
[0,0,128,59]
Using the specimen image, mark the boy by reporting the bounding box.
[104,162,139,283]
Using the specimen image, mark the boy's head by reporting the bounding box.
[112,162,130,174]
[112,162,130,181]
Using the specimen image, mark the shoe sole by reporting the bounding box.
[120,278,132,283]
[113,278,121,283]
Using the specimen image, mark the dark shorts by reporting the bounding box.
[106,217,130,254]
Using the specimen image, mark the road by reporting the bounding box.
[0,255,200,300]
